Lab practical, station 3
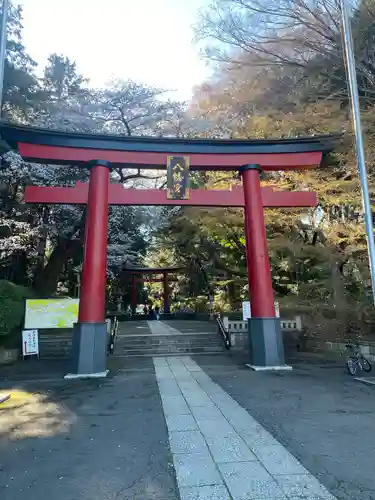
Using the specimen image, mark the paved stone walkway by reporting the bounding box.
[154,356,336,500]
[196,353,375,500]
[148,321,184,335]
[147,321,217,337]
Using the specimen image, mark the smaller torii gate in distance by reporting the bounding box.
[121,267,181,314]
[0,123,334,377]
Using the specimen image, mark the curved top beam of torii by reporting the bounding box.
[0,122,337,171]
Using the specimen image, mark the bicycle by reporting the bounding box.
[345,342,372,376]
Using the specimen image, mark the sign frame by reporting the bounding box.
[242,301,280,320]
[24,298,79,329]
[22,329,39,358]
[167,156,190,200]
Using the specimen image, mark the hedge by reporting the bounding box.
[0,280,34,348]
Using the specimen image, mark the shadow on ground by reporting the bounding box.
[0,358,178,500]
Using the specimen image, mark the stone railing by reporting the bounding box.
[308,339,375,362]
[224,316,302,332]
[224,316,302,351]
[39,319,113,359]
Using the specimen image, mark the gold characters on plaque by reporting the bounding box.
[167,156,190,200]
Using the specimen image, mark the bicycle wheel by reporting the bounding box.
[362,358,372,373]
[346,357,358,376]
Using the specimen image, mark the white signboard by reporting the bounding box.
[223,316,229,331]
[242,301,251,320]
[25,299,79,329]
[275,301,280,318]
[242,301,280,320]
[22,329,39,356]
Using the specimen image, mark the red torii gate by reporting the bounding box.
[25,181,317,320]
[0,123,334,376]
[121,267,181,314]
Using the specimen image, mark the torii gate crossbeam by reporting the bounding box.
[24,182,317,207]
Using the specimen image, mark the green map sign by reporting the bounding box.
[24,299,79,329]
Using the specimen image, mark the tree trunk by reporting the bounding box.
[32,238,82,297]
[227,279,236,308]
[33,207,50,278]
[330,257,350,334]
[9,252,28,286]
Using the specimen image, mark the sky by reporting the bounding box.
[18,0,211,101]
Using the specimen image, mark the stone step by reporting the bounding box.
[117,344,224,353]
[38,331,226,358]
[118,344,223,349]
[117,339,223,347]
[114,328,226,356]
[117,332,219,338]
[115,348,225,357]
[117,333,221,341]
[116,343,224,350]
[117,344,224,352]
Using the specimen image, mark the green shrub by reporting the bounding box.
[0,280,34,348]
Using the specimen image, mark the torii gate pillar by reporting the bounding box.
[69,160,111,378]
[163,272,170,314]
[240,165,286,369]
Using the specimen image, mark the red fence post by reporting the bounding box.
[70,160,111,377]
[240,164,287,368]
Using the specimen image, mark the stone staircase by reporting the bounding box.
[36,317,303,359]
[36,321,226,358]
[115,333,225,356]
[114,321,225,356]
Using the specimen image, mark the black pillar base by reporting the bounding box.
[70,322,108,375]
[247,317,287,367]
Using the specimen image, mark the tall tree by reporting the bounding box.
[43,54,87,101]
[33,53,97,132]
[195,0,375,104]
[91,79,180,136]
[1,2,42,120]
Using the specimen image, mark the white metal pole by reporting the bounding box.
[0,0,8,115]
[340,0,375,304]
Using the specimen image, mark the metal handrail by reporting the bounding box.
[216,314,231,349]
[108,316,119,354]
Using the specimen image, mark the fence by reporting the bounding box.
[224,316,302,351]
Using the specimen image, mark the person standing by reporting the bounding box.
[148,306,154,320]
[127,304,132,320]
